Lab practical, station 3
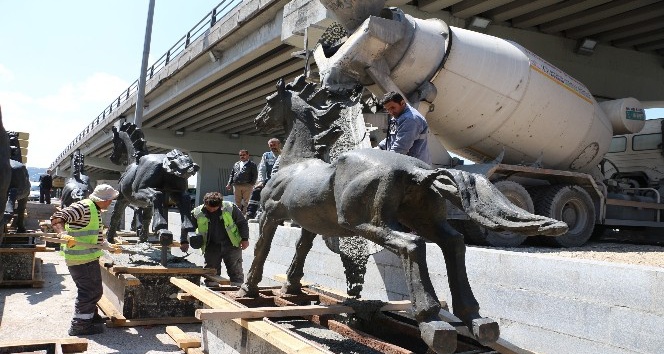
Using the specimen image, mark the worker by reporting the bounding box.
[377,91,431,164]
[183,192,249,286]
[50,184,120,336]
[226,149,258,214]
[246,138,281,220]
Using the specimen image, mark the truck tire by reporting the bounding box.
[463,181,532,247]
[534,185,595,247]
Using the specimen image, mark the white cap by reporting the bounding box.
[89,184,120,202]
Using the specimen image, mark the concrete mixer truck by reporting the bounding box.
[313,1,664,247]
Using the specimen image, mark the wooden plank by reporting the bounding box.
[97,295,126,324]
[196,300,413,320]
[106,316,200,327]
[186,348,205,354]
[0,338,88,353]
[118,273,141,286]
[111,266,215,275]
[170,277,330,353]
[203,274,231,285]
[166,325,201,349]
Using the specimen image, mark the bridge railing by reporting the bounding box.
[52,0,242,168]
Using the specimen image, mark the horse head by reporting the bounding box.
[255,78,293,133]
[163,149,200,179]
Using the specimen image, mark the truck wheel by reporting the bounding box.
[463,181,532,247]
[534,185,595,247]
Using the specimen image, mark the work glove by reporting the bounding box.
[59,233,76,248]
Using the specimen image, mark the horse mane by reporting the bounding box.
[283,75,363,160]
[7,131,22,162]
[119,121,149,159]
[71,150,86,175]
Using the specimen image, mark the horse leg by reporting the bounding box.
[16,197,27,233]
[418,219,499,344]
[4,187,16,227]
[174,191,196,243]
[237,215,280,298]
[107,196,128,243]
[140,207,152,242]
[280,228,316,295]
[151,191,168,233]
[353,223,457,354]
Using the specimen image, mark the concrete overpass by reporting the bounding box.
[49,0,664,203]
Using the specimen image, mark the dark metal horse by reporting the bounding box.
[0,106,11,241]
[238,77,568,353]
[4,131,30,234]
[107,121,199,243]
[61,150,92,207]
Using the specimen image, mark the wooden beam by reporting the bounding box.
[97,295,126,324]
[170,277,330,353]
[106,317,200,327]
[196,300,412,320]
[166,326,201,349]
[118,273,141,286]
[203,274,231,285]
[0,338,88,353]
[110,266,216,275]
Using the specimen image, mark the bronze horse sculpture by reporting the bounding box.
[61,150,92,207]
[4,131,30,234]
[238,77,568,353]
[107,121,199,243]
[0,106,11,241]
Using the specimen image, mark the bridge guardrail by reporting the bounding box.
[51,0,242,168]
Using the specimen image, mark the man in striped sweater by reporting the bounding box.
[50,184,119,336]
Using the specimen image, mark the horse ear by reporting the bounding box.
[276,78,286,93]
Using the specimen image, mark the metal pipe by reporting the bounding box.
[134,0,156,129]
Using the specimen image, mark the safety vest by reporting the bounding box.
[62,199,103,262]
[192,201,241,252]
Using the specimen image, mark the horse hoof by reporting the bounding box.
[236,284,258,298]
[279,283,304,295]
[472,317,500,344]
[419,320,457,354]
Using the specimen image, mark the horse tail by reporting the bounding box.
[421,168,568,236]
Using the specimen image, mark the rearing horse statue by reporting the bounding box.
[61,150,92,207]
[238,77,568,353]
[107,121,199,243]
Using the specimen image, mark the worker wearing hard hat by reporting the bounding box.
[50,184,120,336]
[377,91,431,164]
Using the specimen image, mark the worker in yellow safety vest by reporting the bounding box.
[50,184,120,336]
[182,191,249,286]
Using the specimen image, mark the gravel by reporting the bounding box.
[487,240,664,268]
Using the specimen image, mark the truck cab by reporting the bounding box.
[605,118,664,190]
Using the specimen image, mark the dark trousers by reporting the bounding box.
[246,186,263,217]
[39,187,51,204]
[204,245,244,284]
[69,260,103,318]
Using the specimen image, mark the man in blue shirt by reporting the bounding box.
[246,138,281,220]
[377,92,431,164]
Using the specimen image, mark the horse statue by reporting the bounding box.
[61,150,92,207]
[107,121,200,243]
[0,106,11,241]
[4,131,30,234]
[237,76,569,353]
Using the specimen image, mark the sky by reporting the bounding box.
[1,0,663,169]
[0,0,222,168]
